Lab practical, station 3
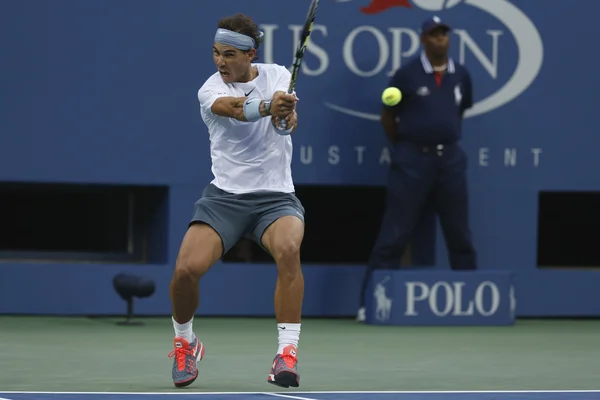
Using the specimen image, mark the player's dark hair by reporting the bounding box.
[217,14,263,61]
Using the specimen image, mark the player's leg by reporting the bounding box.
[251,193,305,388]
[263,215,304,326]
[357,144,436,320]
[433,145,477,269]
[169,184,251,388]
[170,222,223,333]
[262,215,304,388]
[168,223,220,388]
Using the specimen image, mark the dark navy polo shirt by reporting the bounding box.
[386,53,473,145]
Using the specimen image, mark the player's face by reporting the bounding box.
[421,28,450,58]
[213,44,255,83]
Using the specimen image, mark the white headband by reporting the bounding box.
[214,28,258,51]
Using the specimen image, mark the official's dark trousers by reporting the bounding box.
[359,141,477,308]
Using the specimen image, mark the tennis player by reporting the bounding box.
[167,14,305,389]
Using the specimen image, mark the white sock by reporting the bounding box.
[277,323,301,354]
[173,316,195,343]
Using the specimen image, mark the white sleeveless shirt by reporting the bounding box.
[197,63,295,194]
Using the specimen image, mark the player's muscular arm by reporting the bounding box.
[211,97,271,121]
[381,107,398,144]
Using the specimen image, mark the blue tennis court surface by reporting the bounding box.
[1,391,600,400]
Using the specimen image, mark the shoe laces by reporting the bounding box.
[168,345,196,372]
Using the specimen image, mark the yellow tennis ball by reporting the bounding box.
[382,87,402,106]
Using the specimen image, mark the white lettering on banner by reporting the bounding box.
[344,26,389,77]
[504,148,517,167]
[451,282,474,316]
[289,24,329,76]
[264,24,507,84]
[405,282,428,317]
[354,146,366,165]
[260,24,423,79]
[260,24,331,74]
[328,146,340,165]
[379,147,391,165]
[532,148,542,167]
[454,29,503,79]
[387,28,421,76]
[475,281,501,316]
[404,281,501,317]
[428,282,453,316]
[294,146,542,168]
[300,146,312,165]
[259,24,279,68]
[479,148,489,167]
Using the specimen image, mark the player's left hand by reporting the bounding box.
[272,110,298,133]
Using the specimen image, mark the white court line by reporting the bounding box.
[262,393,317,400]
[1,391,600,395]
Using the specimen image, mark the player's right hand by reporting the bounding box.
[271,91,298,118]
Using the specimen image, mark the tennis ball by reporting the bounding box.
[382,87,402,106]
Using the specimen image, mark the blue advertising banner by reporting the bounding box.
[365,270,515,325]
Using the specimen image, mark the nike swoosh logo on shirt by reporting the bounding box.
[245,88,255,97]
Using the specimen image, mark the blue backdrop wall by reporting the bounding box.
[1,0,599,317]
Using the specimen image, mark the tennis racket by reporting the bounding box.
[278,0,320,130]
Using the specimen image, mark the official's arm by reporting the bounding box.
[460,69,474,117]
[380,69,405,143]
[381,107,399,144]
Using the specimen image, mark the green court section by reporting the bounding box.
[0,317,598,393]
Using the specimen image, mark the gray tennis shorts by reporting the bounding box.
[189,183,305,255]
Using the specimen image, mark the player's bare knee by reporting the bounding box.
[174,254,212,283]
[273,241,301,277]
[172,223,222,284]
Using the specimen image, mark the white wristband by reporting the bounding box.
[243,97,263,122]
